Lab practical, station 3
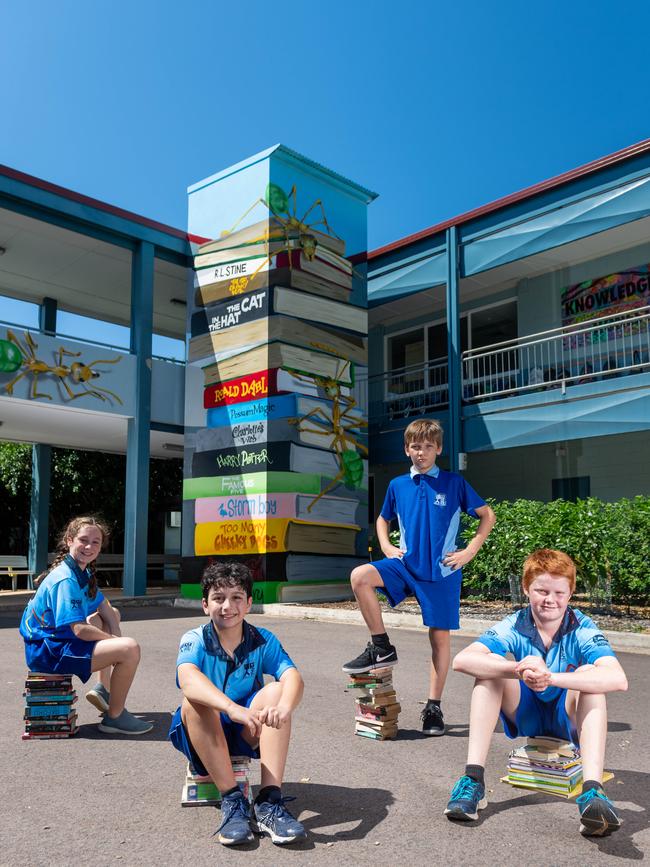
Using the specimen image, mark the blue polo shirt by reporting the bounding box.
[176,620,296,705]
[477,606,616,703]
[19,555,104,642]
[380,465,486,582]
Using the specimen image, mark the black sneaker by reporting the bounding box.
[342,641,398,674]
[576,787,621,837]
[421,703,445,736]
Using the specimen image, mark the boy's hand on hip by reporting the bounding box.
[442,548,473,569]
[381,544,404,559]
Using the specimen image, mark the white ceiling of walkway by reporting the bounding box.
[0,207,188,338]
[0,396,184,459]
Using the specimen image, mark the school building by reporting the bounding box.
[1,139,650,594]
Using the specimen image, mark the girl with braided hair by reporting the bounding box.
[20,516,152,735]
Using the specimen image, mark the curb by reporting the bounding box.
[173,598,650,654]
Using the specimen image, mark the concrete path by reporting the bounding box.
[1,607,647,865]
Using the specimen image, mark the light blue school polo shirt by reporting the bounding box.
[19,555,105,642]
[477,606,616,703]
[176,620,296,705]
[379,465,486,582]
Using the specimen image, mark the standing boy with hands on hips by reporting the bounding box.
[342,419,495,736]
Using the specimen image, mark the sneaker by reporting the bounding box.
[577,787,621,837]
[97,708,153,735]
[214,791,254,846]
[421,703,445,736]
[342,641,398,674]
[444,775,487,821]
[252,794,307,845]
[85,683,110,713]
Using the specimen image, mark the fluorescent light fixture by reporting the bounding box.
[162,442,184,452]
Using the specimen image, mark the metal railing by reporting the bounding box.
[363,306,650,425]
[462,304,650,401]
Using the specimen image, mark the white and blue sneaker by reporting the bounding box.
[252,794,307,845]
[98,708,153,735]
[214,791,254,846]
[444,775,487,821]
[577,787,621,837]
[85,683,110,713]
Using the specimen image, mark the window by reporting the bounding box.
[387,328,425,394]
[552,476,590,501]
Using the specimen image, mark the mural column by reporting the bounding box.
[445,226,462,472]
[182,146,376,604]
[28,297,57,578]
[123,241,154,596]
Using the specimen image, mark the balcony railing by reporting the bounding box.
[463,305,650,401]
[362,306,650,425]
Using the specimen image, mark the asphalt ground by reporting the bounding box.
[0,607,647,866]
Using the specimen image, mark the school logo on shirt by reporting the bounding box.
[243,661,255,676]
[434,493,447,507]
[180,641,193,653]
[590,634,610,647]
[70,598,82,610]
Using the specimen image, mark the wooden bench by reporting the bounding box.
[0,553,181,592]
[0,557,34,592]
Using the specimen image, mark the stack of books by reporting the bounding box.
[181,756,252,807]
[182,188,369,603]
[503,737,585,798]
[347,667,400,740]
[22,672,78,740]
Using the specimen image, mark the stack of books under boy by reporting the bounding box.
[503,737,584,798]
[347,667,401,740]
[182,190,369,602]
[181,756,252,807]
[22,672,78,740]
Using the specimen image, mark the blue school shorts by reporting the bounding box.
[168,693,260,776]
[372,557,462,629]
[501,682,579,746]
[23,636,97,683]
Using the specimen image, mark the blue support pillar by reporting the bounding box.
[445,226,462,472]
[28,297,58,581]
[28,444,52,580]
[123,241,154,597]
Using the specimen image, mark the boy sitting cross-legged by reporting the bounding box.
[445,549,628,838]
[169,561,307,847]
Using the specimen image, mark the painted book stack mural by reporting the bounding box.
[182,146,376,603]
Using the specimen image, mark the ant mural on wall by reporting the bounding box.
[0,329,123,404]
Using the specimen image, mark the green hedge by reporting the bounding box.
[459,496,650,604]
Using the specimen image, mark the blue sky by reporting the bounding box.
[3,1,650,250]
[2,0,650,352]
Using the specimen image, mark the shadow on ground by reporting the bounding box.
[468,768,649,861]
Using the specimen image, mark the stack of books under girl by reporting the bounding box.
[503,737,613,798]
[347,667,401,740]
[181,756,252,807]
[23,672,78,739]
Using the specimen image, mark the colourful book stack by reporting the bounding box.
[502,737,613,799]
[182,172,371,603]
[181,756,252,807]
[346,667,401,741]
[22,672,78,740]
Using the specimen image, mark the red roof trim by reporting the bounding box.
[368,137,650,261]
[0,163,204,247]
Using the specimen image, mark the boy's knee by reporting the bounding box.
[350,565,374,591]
